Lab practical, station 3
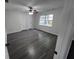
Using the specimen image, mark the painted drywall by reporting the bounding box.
[33,0,74,59]
[5,9,33,34]
[58,0,74,59]
[5,47,9,59]
[5,31,9,59]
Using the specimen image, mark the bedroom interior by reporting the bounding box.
[5,0,74,59]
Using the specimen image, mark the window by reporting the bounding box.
[39,14,53,27]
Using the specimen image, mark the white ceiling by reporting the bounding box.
[7,0,65,12]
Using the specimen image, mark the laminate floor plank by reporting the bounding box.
[7,29,57,59]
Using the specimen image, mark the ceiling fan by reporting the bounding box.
[28,6,38,15]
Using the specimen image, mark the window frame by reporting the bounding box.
[39,14,54,27]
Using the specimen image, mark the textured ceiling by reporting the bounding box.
[9,0,64,6]
[7,0,65,12]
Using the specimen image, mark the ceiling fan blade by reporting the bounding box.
[28,6,32,9]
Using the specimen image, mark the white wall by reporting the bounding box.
[5,47,9,59]
[33,0,74,59]
[5,31,9,59]
[5,4,33,34]
[58,0,74,59]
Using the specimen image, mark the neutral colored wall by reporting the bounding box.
[58,0,74,59]
[33,0,74,59]
[5,47,9,59]
[5,31,9,59]
[5,10,33,34]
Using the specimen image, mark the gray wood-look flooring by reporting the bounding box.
[7,29,57,59]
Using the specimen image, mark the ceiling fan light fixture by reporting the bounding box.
[29,11,33,15]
